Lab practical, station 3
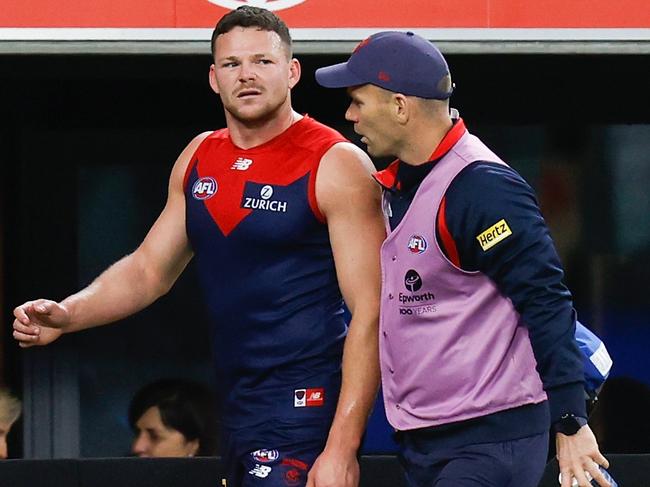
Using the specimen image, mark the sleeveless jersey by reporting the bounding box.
[379,130,547,431]
[184,116,348,427]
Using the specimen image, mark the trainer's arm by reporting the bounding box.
[307,142,385,487]
[13,133,210,346]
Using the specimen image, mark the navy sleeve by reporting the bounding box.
[442,161,586,422]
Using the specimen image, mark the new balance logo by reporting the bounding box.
[231,157,253,170]
[249,464,272,478]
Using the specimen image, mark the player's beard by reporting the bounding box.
[225,92,289,129]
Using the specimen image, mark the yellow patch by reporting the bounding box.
[476,219,512,251]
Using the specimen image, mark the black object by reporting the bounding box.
[554,413,588,435]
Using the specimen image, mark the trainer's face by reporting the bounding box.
[210,27,300,124]
[345,84,399,158]
[131,406,198,458]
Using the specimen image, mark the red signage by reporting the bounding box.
[2,0,650,28]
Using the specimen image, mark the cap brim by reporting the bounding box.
[315,62,366,89]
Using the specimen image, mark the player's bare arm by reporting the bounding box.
[307,142,385,487]
[12,132,211,347]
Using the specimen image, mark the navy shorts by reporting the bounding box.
[398,431,549,487]
[220,418,331,487]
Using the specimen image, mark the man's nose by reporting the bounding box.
[345,104,357,122]
[238,62,257,82]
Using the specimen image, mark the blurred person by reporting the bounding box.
[129,379,218,457]
[316,31,609,487]
[0,386,21,459]
[13,6,383,487]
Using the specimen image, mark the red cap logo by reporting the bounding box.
[378,71,391,82]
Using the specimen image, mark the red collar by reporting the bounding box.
[373,118,467,190]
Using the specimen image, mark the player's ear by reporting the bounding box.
[288,58,301,90]
[209,64,220,95]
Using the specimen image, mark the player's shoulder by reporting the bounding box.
[316,144,379,217]
[321,141,375,179]
[173,131,216,188]
[178,131,213,165]
[290,115,347,149]
[299,114,343,136]
[202,127,229,141]
[316,141,381,219]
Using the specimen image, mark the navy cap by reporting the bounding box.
[315,31,453,100]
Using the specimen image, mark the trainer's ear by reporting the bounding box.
[393,93,410,125]
[209,64,220,95]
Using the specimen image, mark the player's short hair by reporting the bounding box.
[211,6,293,59]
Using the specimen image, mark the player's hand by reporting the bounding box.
[557,425,610,487]
[12,299,69,347]
[306,445,359,487]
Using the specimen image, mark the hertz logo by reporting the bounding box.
[476,219,512,251]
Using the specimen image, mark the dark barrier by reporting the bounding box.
[0,454,647,487]
[0,458,78,487]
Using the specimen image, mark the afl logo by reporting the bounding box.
[404,269,422,292]
[407,235,428,254]
[206,0,307,11]
[192,177,218,200]
[252,449,280,463]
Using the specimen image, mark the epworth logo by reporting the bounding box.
[206,0,307,11]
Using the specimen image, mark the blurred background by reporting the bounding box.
[1,49,649,458]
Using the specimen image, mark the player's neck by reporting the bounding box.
[227,104,302,150]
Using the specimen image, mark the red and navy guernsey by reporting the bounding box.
[184,116,348,428]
